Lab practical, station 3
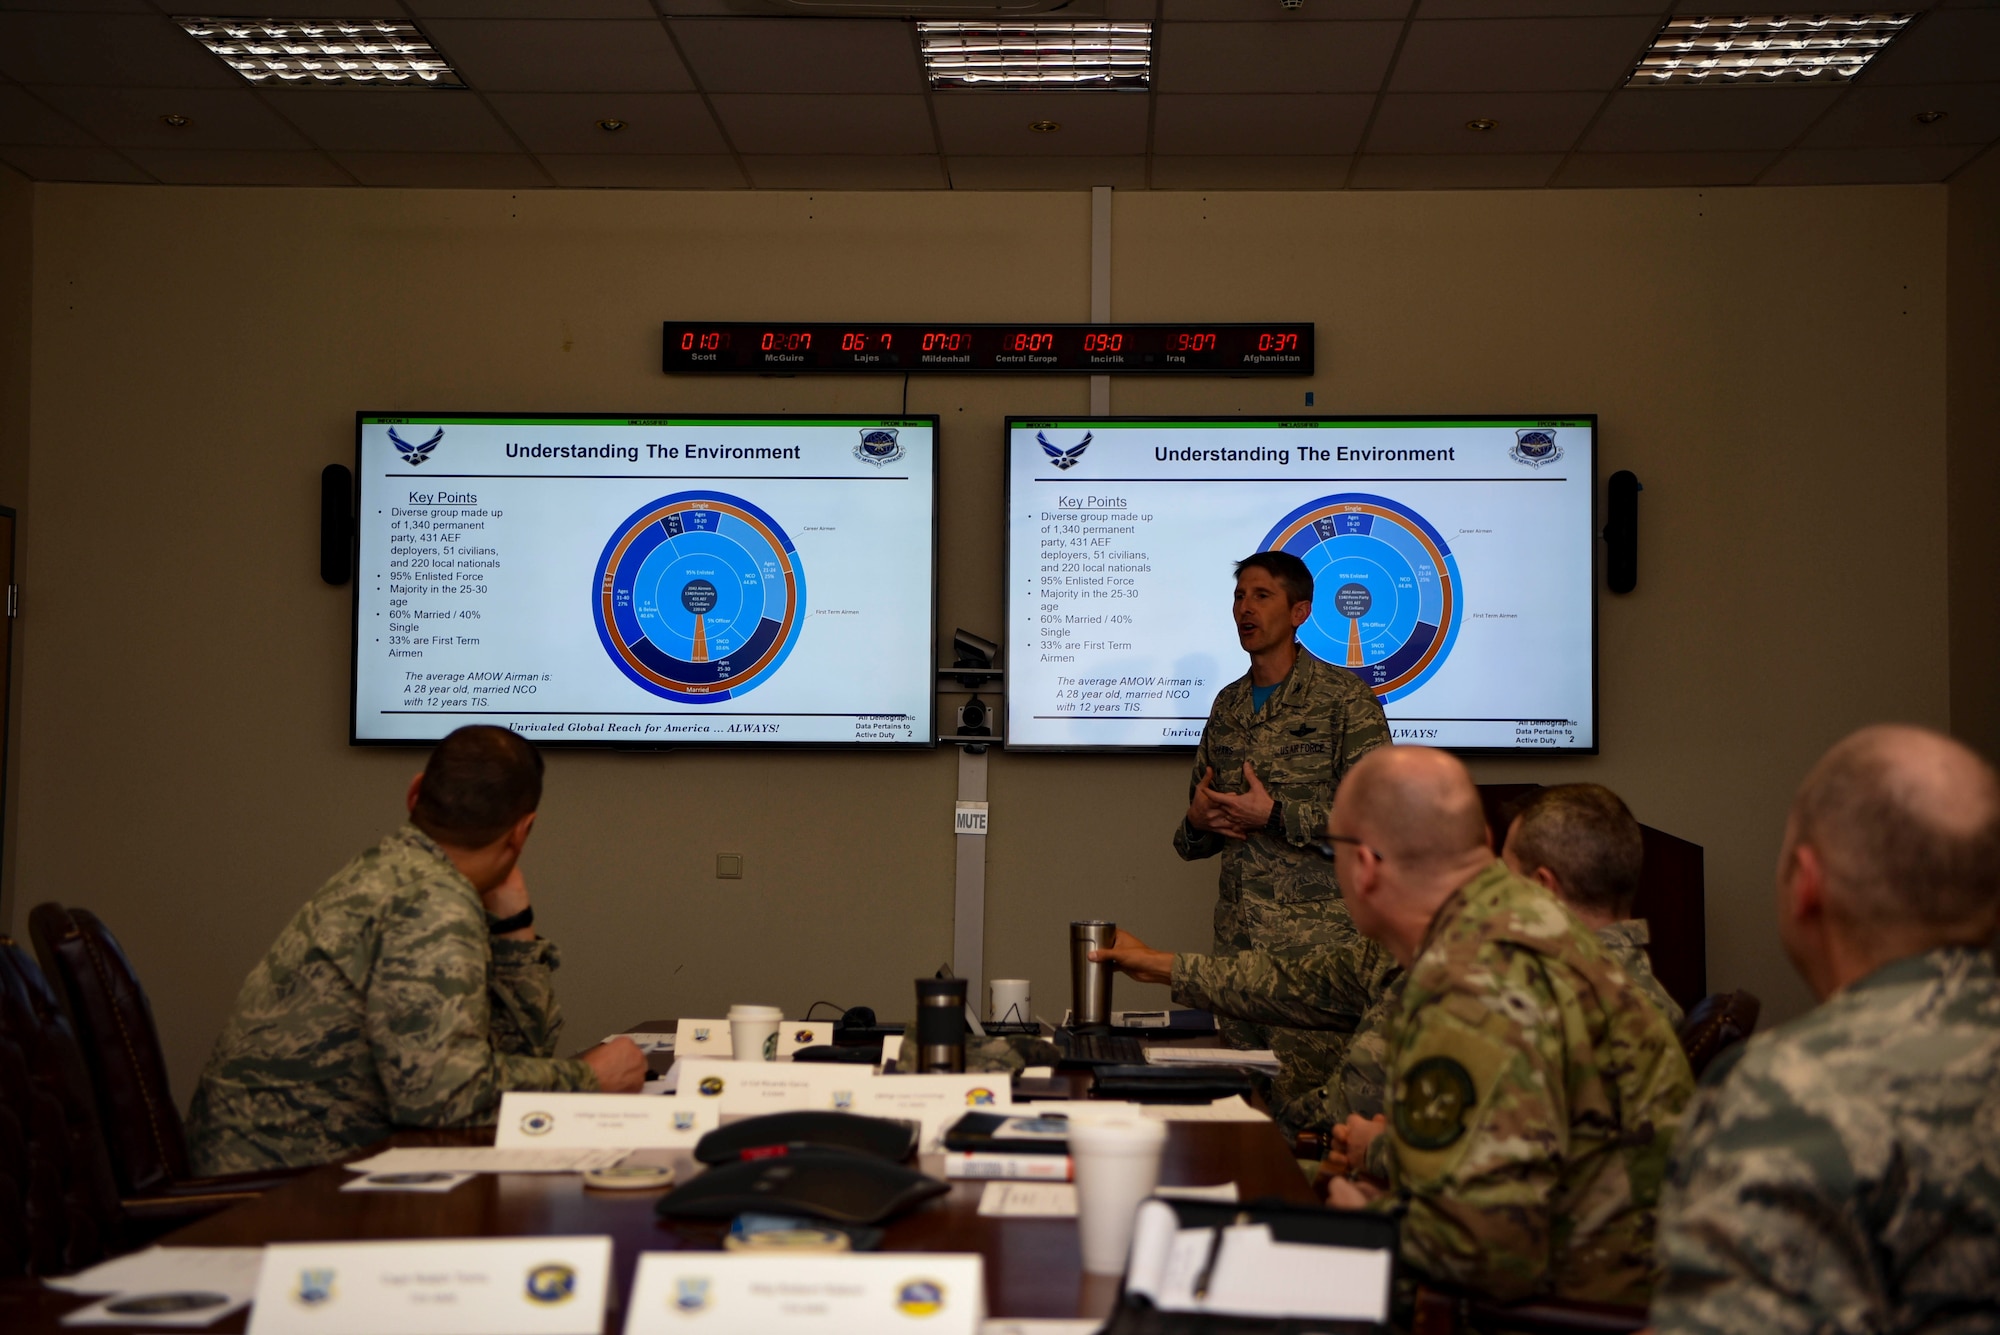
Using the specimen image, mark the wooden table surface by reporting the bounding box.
[7,1095,1312,1332]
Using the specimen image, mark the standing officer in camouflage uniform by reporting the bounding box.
[1652,725,2000,1334]
[187,726,647,1175]
[1321,747,1693,1306]
[1174,550,1389,1055]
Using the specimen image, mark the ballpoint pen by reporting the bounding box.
[1192,1211,1248,1301]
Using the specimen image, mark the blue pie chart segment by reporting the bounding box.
[1261,493,1462,703]
[593,491,806,703]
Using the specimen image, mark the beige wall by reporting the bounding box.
[1949,146,2000,762]
[0,163,29,931]
[18,182,1947,1104]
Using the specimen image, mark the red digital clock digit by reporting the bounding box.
[922,331,969,353]
[1175,332,1217,352]
[1082,332,1123,353]
[1257,331,1299,352]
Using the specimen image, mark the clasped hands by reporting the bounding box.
[1187,763,1278,840]
[1317,1114,1389,1209]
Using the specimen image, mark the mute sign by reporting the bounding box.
[954,802,989,836]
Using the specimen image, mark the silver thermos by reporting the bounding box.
[915,977,968,1073]
[1070,920,1116,1030]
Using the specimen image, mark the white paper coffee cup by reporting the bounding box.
[727,1004,783,1062]
[990,979,1031,1025]
[1070,1115,1169,1274]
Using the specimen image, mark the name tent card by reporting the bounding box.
[859,1074,1012,1150]
[248,1238,611,1335]
[495,1092,719,1148]
[622,1252,982,1335]
[675,1059,876,1114]
[673,1019,833,1060]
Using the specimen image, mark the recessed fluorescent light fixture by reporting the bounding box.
[918,23,1152,89]
[176,17,465,87]
[1629,13,1913,85]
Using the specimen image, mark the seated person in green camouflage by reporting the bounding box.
[1320,747,1694,1306]
[186,726,647,1174]
[1652,725,2000,1335]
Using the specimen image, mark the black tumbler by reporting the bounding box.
[915,977,968,1073]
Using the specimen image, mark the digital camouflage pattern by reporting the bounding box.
[1596,918,1684,1029]
[187,825,597,1175]
[1376,861,1693,1305]
[1651,946,2000,1335]
[1173,647,1390,1047]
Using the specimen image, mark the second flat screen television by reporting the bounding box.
[1005,416,1597,754]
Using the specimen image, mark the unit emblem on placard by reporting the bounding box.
[388,426,442,466]
[673,1110,697,1131]
[966,1088,998,1107]
[897,1280,945,1317]
[294,1269,335,1307]
[692,1026,712,1043]
[833,1090,855,1110]
[795,1028,815,1043]
[1038,430,1092,471]
[675,1277,712,1312]
[519,1110,555,1136]
[1509,429,1563,469]
[856,427,904,466]
[699,1076,725,1097]
[524,1264,576,1306]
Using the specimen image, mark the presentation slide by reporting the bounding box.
[352,414,937,746]
[1004,417,1595,753]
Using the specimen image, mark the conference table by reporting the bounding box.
[5,1027,1315,1334]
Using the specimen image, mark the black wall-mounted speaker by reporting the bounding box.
[320,464,353,586]
[1603,469,1641,594]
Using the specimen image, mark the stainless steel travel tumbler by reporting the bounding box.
[1070,920,1117,1029]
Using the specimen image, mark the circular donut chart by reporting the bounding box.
[1261,493,1462,704]
[592,491,806,703]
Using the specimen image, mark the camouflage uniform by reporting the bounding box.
[1173,647,1389,1049]
[1651,946,2000,1335]
[186,825,597,1175]
[1597,919,1684,1029]
[1374,861,1693,1305]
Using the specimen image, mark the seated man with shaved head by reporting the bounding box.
[1320,747,1694,1306]
[1651,725,2000,1334]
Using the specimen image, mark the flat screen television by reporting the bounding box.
[352,413,938,747]
[1004,416,1596,754]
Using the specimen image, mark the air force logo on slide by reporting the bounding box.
[856,427,904,465]
[1509,429,1563,468]
[1039,431,1091,471]
[389,426,442,465]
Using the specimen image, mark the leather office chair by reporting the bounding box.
[1677,990,1761,1079]
[28,903,301,1199]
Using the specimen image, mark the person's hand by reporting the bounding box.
[1207,763,1276,834]
[1325,1176,1385,1209]
[580,1037,647,1092]
[1187,768,1247,839]
[481,867,535,941]
[1088,928,1175,985]
[1343,1113,1387,1168]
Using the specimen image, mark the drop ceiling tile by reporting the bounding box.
[1149,155,1351,188]
[260,89,520,153]
[36,85,311,151]
[1152,94,1373,155]
[1550,150,1777,187]
[1155,22,1403,93]
[1583,87,1844,152]
[0,84,94,145]
[0,13,240,87]
[1806,84,2000,148]
[671,19,924,94]
[1389,17,1663,92]
[424,20,692,92]
[408,0,658,14]
[946,155,1146,189]
[708,93,933,154]
[331,150,548,187]
[122,148,352,185]
[1831,9,1998,84]
[1163,1,1413,17]
[1349,152,1563,188]
[933,92,1148,156]
[1367,91,1603,153]
[487,92,725,153]
[538,153,745,187]
[743,155,948,188]
[1420,0,1665,14]
[1763,144,1983,184]
[0,144,150,181]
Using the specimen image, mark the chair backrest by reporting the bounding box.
[28,904,190,1195]
[0,935,127,1278]
[1677,990,1761,1079]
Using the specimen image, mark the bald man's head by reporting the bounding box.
[1339,746,1490,869]
[1791,724,2000,933]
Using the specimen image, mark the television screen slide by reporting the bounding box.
[1005,417,1595,753]
[353,414,937,746]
